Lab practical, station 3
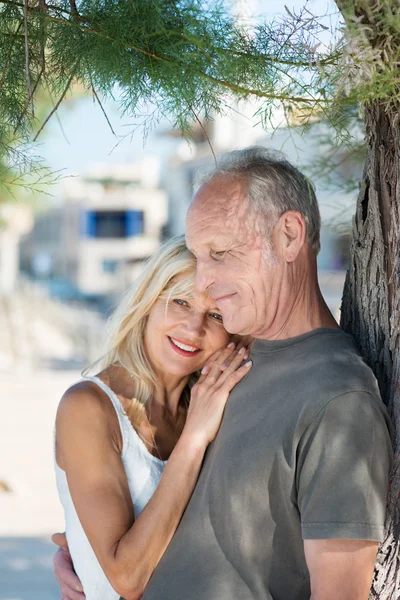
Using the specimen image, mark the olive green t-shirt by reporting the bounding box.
[142,329,393,600]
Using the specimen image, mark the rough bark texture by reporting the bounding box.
[341,102,400,598]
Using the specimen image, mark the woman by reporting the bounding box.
[54,235,252,600]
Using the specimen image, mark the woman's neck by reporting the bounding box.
[150,375,190,420]
[100,364,189,421]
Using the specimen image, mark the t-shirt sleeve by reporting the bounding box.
[296,390,393,541]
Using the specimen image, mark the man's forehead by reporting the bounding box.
[188,177,247,227]
[186,210,239,250]
[191,175,246,212]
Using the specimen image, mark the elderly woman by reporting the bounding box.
[54,235,252,600]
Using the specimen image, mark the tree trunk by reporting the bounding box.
[340,102,400,598]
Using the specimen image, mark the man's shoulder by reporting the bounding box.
[248,328,383,426]
[293,330,389,434]
[302,329,379,398]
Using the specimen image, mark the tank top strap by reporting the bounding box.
[80,375,132,454]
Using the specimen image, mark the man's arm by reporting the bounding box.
[304,539,378,600]
[52,533,85,600]
[297,391,392,600]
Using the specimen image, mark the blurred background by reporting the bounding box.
[0,1,360,598]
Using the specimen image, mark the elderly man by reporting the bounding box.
[54,147,392,600]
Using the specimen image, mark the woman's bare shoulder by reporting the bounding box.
[57,379,112,427]
[55,379,122,470]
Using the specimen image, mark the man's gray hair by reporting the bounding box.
[199,146,321,255]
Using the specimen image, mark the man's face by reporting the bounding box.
[186,175,279,337]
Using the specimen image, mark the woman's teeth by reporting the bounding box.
[170,338,199,352]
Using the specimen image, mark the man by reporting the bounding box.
[54,147,392,600]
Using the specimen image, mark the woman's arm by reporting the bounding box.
[56,344,251,600]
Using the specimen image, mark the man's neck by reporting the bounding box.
[257,261,339,341]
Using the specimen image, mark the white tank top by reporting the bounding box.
[55,376,167,600]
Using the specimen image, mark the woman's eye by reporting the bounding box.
[209,312,223,322]
[173,299,189,307]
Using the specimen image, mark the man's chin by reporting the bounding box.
[221,314,248,336]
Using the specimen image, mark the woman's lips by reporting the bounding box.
[168,337,202,357]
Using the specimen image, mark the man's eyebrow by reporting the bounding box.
[211,239,243,252]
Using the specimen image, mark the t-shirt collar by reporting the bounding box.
[251,327,347,354]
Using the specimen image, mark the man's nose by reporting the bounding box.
[195,259,214,293]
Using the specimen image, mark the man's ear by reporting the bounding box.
[277,211,306,263]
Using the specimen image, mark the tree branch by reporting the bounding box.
[23,0,34,117]
[215,46,341,69]
[189,107,216,164]
[68,0,79,20]
[90,79,116,136]
[39,0,47,74]
[33,69,76,141]
[14,65,45,133]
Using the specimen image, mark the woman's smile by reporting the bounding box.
[168,336,202,357]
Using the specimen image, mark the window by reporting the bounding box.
[82,210,145,239]
[126,210,144,236]
[102,259,118,273]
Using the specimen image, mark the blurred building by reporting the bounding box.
[0,203,33,295]
[20,158,168,301]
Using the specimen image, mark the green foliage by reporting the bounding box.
[0,1,341,173]
[0,0,398,184]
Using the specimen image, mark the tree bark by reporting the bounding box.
[340,102,400,598]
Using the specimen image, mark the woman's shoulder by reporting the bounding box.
[56,377,125,470]
[57,378,114,429]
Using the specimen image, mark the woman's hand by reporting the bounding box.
[183,343,252,448]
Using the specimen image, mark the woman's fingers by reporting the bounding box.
[200,342,236,379]
[220,359,252,392]
[187,344,252,445]
[219,345,247,371]
[217,347,252,386]
[199,345,251,395]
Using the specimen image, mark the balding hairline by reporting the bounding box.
[195,147,321,255]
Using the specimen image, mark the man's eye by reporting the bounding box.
[211,250,226,260]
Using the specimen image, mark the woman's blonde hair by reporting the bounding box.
[88,235,197,424]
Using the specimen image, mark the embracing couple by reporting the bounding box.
[53,147,392,600]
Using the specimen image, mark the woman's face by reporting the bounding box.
[144,277,230,381]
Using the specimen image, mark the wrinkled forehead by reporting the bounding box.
[186,177,251,244]
[189,175,247,217]
[186,185,264,255]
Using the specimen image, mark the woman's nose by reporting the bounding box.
[183,312,206,337]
